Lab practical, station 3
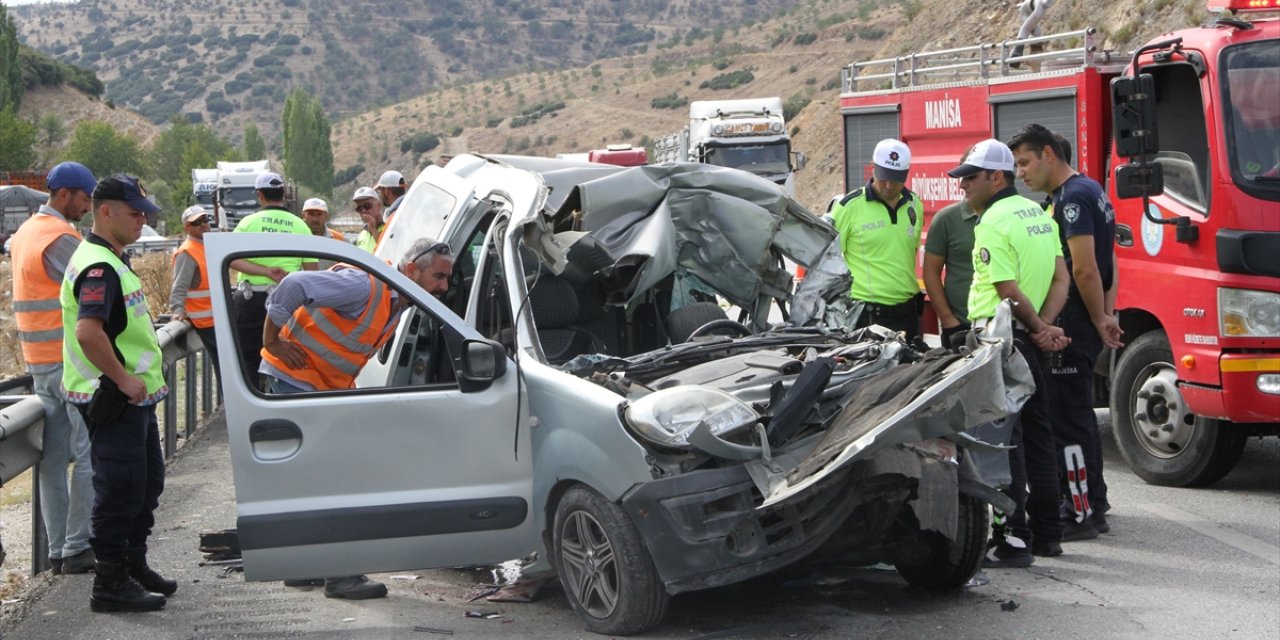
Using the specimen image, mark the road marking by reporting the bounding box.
[1140,502,1280,565]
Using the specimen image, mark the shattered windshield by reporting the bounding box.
[1222,40,1280,202]
[703,141,792,178]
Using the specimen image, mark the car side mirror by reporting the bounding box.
[1111,74,1160,158]
[793,151,807,171]
[458,338,508,392]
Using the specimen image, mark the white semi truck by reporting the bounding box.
[652,97,806,196]
[212,160,297,230]
[191,168,218,216]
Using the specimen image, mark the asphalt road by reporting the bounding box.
[4,410,1278,640]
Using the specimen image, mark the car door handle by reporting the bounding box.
[250,420,302,442]
[1115,224,1134,248]
[249,420,303,462]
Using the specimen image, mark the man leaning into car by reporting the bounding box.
[257,237,454,599]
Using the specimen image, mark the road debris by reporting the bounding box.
[412,626,454,635]
[465,610,502,619]
[486,578,548,603]
[1000,600,1019,612]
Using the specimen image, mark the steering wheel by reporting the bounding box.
[687,319,753,340]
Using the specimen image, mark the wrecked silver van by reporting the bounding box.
[207,155,1027,635]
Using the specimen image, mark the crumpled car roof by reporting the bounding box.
[514,160,839,311]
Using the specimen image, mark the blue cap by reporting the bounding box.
[92,174,161,216]
[46,162,98,193]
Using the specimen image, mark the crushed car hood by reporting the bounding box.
[750,303,1033,506]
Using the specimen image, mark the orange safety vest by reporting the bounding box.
[11,213,81,368]
[173,238,214,328]
[260,273,398,390]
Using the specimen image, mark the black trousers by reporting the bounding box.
[233,290,269,386]
[1005,330,1063,545]
[855,294,923,344]
[1043,296,1110,516]
[86,403,164,563]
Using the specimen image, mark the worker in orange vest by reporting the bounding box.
[9,161,98,575]
[169,205,220,381]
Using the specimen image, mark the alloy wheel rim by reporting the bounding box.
[560,510,619,619]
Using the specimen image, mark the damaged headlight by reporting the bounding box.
[625,386,758,450]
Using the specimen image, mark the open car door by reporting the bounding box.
[206,233,535,581]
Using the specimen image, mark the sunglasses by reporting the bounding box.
[408,242,452,265]
[187,216,211,225]
[355,202,376,212]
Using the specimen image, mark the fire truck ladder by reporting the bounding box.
[842,27,1126,93]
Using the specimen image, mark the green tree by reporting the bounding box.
[62,120,145,178]
[242,122,266,160]
[35,113,66,168]
[148,116,235,214]
[0,108,37,170]
[281,88,334,196]
[0,5,23,112]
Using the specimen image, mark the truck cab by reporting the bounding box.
[654,98,807,196]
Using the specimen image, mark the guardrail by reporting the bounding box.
[0,320,219,576]
[840,27,1128,93]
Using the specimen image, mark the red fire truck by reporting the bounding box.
[838,0,1279,487]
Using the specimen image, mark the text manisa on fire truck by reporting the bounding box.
[838,0,1278,488]
[652,97,807,196]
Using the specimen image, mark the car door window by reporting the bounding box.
[221,248,466,396]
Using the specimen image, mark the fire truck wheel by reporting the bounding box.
[1111,332,1248,487]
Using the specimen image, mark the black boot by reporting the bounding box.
[126,548,178,597]
[91,560,166,612]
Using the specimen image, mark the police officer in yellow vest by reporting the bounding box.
[10,161,97,575]
[61,175,175,612]
[259,238,454,600]
[229,172,316,383]
[831,138,925,344]
[949,140,1071,568]
[170,206,220,381]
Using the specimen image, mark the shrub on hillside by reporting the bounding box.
[650,92,687,110]
[700,69,754,90]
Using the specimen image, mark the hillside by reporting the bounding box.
[16,83,162,149]
[11,0,794,135]
[326,0,1224,212]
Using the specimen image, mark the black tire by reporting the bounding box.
[665,302,728,343]
[1111,331,1248,487]
[553,486,670,636]
[893,494,989,590]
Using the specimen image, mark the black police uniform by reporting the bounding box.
[1048,174,1115,520]
[72,233,166,565]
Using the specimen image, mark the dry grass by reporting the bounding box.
[0,471,32,508]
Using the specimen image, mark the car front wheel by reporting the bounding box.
[553,485,669,636]
[893,494,989,590]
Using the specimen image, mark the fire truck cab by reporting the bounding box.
[838,1,1279,487]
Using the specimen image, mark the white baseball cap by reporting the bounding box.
[872,139,911,183]
[254,172,285,189]
[948,139,1016,177]
[181,205,209,223]
[302,197,328,212]
[375,170,406,188]
[352,186,378,201]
